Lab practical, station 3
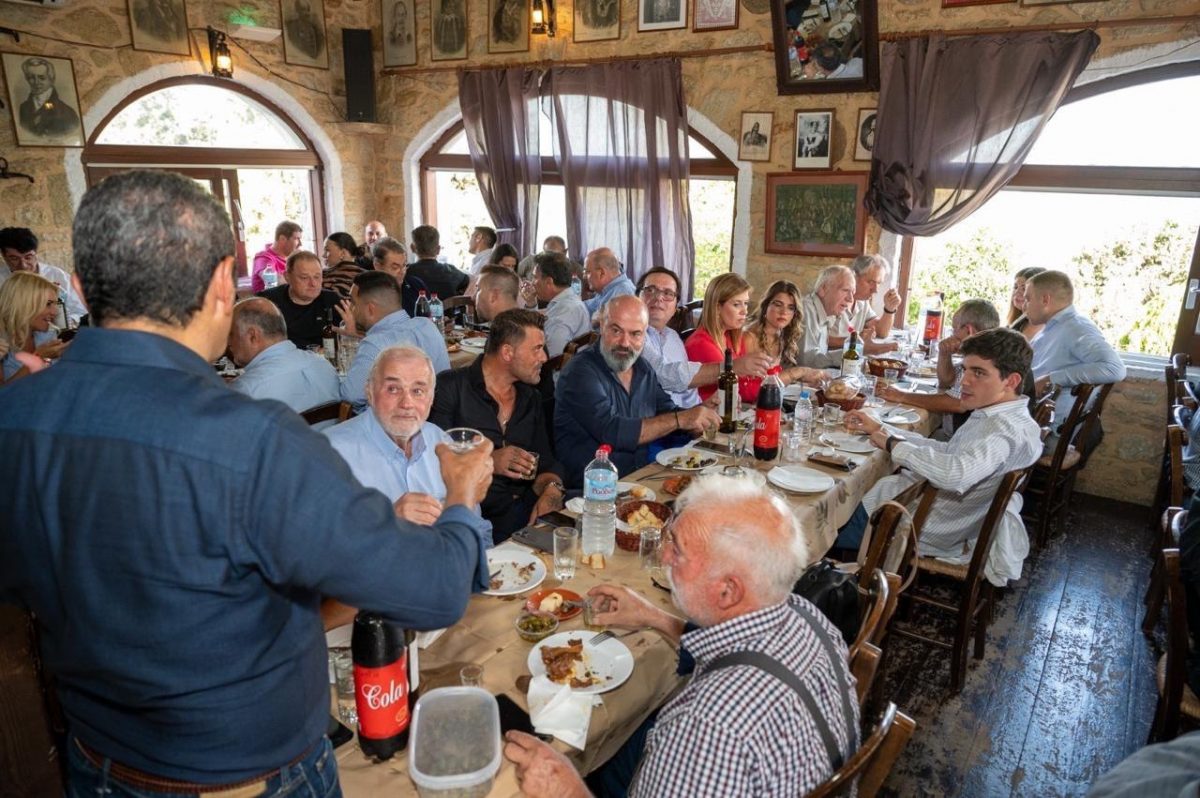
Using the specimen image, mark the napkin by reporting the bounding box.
[415,628,446,649]
[527,675,596,750]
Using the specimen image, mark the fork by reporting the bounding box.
[589,629,640,645]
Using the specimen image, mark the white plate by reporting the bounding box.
[460,338,487,351]
[655,447,721,471]
[701,463,766,487]
[820,431,875,454]
[874,407,920,425]
[483,551,546,596]
[617,482,656,502]
[527,631,634,695]
[767,465,836,494]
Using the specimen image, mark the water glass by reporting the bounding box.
[329,647,357,727]
[445,427,484,453]
[524,451,540,481]
[553,527,578,581]
[860,375,878,407]
[782,430,806,463]
[464,305,476,327]
[822,404,842,430]
[884,368,900,386]
[459,664,484,687]
[639,526,662,570]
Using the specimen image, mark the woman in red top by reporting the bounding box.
[684,272,760,404]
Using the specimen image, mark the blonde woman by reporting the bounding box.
[0,271,66,384]
[1008,266,1046,341]
[744,280,827,386]
[684,272,763,404]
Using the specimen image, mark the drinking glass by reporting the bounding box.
[553,527,578,581]
[782,430,806,463]
[639,526,662,570]
[460,664,484,687]
[445,428,484,453]
[884,368,900,385]
[860,375,878,407]
[464,305,476,328]
[329,647,357,726]
[524,451,540,481]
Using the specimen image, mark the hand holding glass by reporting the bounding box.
[446,427,484,453]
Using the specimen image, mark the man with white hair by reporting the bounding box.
[226,297,339,414]
[504,475,859,797]
[554,295,719,486]
[800,265,856,368]
[828,254,900,355]
[582,247,635,314]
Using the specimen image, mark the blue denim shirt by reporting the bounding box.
[340,309,451,412]
[583,274,636,314]
[554,346,677,487]
[0,328,490,782]
[229,339,340,413]
[325,415,450,502]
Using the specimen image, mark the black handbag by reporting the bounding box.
[793,559,860,645]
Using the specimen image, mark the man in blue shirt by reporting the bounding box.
[0,170,496,795]
[341,270,450,412]
[228,297,340,416]
[582,246,636,315]
[554,295,719,486]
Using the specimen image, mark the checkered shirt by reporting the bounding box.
[629,594,859,797]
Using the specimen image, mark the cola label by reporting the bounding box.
[754,409,781,449]
[353,651,410,738]
[923,310,943,343]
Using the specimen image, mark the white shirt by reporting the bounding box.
[542,289,592,358]
[828,299,877,340]
[799,292,842,368]
[230,340,340,415]
[862,396,1043,586]
[641,324,701,408]
[469,248,494,277]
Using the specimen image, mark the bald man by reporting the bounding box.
[227,297,340,415]
[582,247,635,314]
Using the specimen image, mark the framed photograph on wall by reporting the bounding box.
[431,0,469,60]
[128,0,190,56]
[765,172,868,257]
[281,0,329,68]
[382,0,418,66]
[692,0,737,31]
[793,109,833,170]
[738,111,773,162]
[639,0,686,32]
[1,52,86,147]
[489,0,530,53]
[1021,0,1103,5]
[769,0,878,95]
[942,0,1011,6]
[575,0,621,41]
[853,107,876,162]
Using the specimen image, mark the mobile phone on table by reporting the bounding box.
[495,693,536,736]
[327,715,354,749]
[536,511,575,528]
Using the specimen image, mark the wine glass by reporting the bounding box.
[445,428,484,453]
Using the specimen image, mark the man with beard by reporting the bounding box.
[553,295,718,487]
[502,475,859,797]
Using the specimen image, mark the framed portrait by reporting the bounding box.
[382,0,418,66]
[1022,0,1103,4]
[575,0,620,41]
[769,0,878,95]
[128,0,190,55]
[738,111,773,162]
[281,0,329,68]
[2,53,86,148]
[692,0,737,31]
[431,0,469,61]
[639,0,686,32]
[853,107,876,162]
[942,0,1010,5]
[793,109,833,170]
[765,172,868,257]
[488,0,529,52]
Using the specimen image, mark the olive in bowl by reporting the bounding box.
[515,610,559,643]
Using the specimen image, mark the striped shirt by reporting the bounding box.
[630,594,857,797]
[322,261,365,300]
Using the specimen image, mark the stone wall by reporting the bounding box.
[1076,375,1164,507]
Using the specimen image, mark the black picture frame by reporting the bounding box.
[768,0,879,95]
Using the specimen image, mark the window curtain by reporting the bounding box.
[458,68,543,255]
[544,59,695,299]
[864,30,1099,237]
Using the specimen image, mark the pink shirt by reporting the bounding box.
[251,244,288,293]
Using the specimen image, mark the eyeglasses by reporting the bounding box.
[639,286,678,302]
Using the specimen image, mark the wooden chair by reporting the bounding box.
[1144,506,1185,634]
[0,608,64,795]
[1072,382,1114,472]
[892,468,1027,692]
[564,331,597,356]
[1032,388,1059,428]
[850,568,891,660]
[854,479,929,590]
[1022,383,1096,547]
[1149,547,1200,742]
[803,702,917,798]
[300,400,348,426]
[1153,356,1190,527]
[850,643,882,709]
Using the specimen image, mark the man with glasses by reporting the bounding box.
[636,267,771,409]
[582,247,635,314]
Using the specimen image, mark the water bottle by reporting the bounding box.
[262,264,279,290]
[53,286,69,329]
[571,276,582,297]
[429,292,444,330]
[414,290,431,319]
[581,445,618,557]
[793,390,814,447]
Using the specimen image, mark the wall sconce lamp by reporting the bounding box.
[531,0,556,37]
[207,27,234,78]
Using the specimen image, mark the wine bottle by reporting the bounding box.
[841,327,862,378]
[718,347,737,434]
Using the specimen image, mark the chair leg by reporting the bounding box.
[951,585,976,692]
[974,583,993,661]
[1144,557,1165,634]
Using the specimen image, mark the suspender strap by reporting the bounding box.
[789,600,859,760]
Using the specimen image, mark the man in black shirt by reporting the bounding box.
[406,224,469,300]
[431,308,566,542]
[257,250,340,350]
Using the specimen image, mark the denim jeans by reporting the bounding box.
[66,736,343,798]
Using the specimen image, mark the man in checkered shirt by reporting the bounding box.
[504,475,859,797]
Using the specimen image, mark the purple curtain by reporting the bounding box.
[544,59,695,299]
[458,68,543,255]
[865,31,1099,236]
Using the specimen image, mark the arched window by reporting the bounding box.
[82,77,327,281]
[420,119,738,295]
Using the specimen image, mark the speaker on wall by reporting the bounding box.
[342,29,377,123]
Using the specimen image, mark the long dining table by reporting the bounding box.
[333,395,939,796]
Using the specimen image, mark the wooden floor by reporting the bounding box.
[873,495,1161,798]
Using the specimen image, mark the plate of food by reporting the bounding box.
[701,463,767,487]
[766,465,836,494]
[662,475,693,496]
[617,482,656,502]
[525,588,584,621]
[484,551,546,596]
[460,338,487,352]
[527,631,634,694]
[655,447,719,471]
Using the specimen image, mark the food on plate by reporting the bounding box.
[625,505,662,531]
[616,484,651,501]
[872,358,906,370]
[538,592,564,614]
[663,475,692,495]
[516,611,559,643]
[446,343,461,353]
[825,378,859,400]
[490,561,537,590]
[581,552,606,569]
[540,638,603,688]
[669,451,716,469]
